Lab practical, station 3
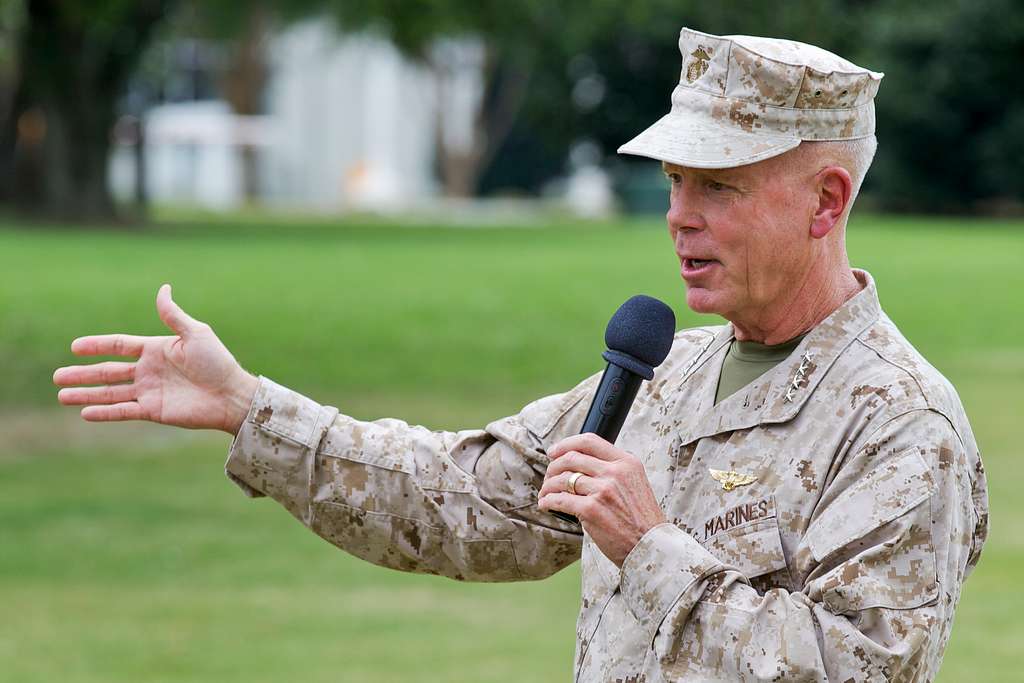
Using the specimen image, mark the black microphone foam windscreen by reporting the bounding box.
[602,295,676,378]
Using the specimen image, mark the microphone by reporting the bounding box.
[551,295,676,526]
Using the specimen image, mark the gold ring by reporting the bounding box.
[567,471,584,496]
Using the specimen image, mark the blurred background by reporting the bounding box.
[1,1,1021,681]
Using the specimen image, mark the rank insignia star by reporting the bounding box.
[709,468,758,491]
[784,351,815,403]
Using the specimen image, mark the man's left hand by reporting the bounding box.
[539,433,668,566]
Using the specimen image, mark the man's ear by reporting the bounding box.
[810,166,853,239]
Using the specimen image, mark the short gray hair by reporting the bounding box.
[799,136,878,210]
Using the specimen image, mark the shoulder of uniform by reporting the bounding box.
[850,314,964,419]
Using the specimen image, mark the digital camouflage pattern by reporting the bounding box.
[618,27,885,169]
[226,270,988,681]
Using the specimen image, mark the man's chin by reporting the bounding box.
[685,287,723,315]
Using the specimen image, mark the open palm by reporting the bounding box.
[54,285,258,434]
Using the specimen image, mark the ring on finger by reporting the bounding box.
[567,471,584,496]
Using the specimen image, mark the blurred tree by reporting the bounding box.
[179,1,323,204]
[493,0,1023,213]
[0,0,177,219]
[0,0,1018,218]
[859,0,1024,212]
[332,0,858,199]
[324,0,552,197]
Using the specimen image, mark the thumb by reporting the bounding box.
[156,284,203,336]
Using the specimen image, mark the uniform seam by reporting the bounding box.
[250,418,311,448]
[315,498,523,549]
[854,407,965,457]
[319,447,414,474]
[852,337,933,409]
[315,498,446,529]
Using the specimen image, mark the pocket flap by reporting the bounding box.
[806,447,935,563]
[703,517,789,580]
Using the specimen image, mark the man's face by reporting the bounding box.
[664,152,820,326]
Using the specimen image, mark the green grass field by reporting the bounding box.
[1,213,1021,681]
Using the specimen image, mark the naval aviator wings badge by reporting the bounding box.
[709,468,757,492]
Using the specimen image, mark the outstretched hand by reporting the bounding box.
[53,284,258,434]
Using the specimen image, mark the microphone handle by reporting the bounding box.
[551,362,643,526]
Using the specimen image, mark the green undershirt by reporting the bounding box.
[714,334,807,405]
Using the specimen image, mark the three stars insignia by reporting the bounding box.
[784,351,815,403]
[709,468,758,492]
[708,350,816,492]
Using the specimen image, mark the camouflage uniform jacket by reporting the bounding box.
[225,270,989,681]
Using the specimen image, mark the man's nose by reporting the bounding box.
[666,182,705,236]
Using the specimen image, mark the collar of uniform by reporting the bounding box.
[672,269,881,445]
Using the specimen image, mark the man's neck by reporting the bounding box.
[731,268,863,345]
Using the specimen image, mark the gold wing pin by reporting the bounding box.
[709,469,757,492]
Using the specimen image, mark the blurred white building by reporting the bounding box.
[110,19,483,212]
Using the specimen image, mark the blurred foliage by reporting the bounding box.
[459,0,1023,213]
[0,0,176,218]
[289,0,1024,211]
[858,0,1024,211]
[0,0,1020,216]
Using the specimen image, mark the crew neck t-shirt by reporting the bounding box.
[714,334,807,405]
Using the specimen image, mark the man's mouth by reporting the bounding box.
[682,258,719,276]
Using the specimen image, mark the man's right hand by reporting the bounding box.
[53,284,259,435]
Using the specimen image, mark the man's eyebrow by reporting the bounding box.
[661,163,742,183]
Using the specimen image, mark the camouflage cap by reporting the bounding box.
[618,28,884,169]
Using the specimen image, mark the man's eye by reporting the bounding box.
[708,181,728,191]
[665,173,682,184]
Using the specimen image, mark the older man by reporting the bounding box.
[55,28,987,682]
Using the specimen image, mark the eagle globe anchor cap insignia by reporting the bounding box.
[686,46,712,83]
[709,468,758,491]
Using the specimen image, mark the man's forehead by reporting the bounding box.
[661,160,752,180]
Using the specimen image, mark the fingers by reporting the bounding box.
[538,491,593,520]
[539,471,594,498]
[546,450,607,479]
[548,433,622,461]
[156,283,204,336]
[81,402,146,422]
[71,334,146,358]
[57,383,137,406]
[53,361,135,387]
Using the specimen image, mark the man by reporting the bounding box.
[55,28,987,681]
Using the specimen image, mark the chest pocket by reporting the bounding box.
[699,497,791,587]
[802,446,938,615]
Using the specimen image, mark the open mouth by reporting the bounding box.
[682,258,719,274]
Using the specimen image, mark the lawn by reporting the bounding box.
[1,212,1021,681]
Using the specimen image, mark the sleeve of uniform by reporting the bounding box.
[616,408,988,681]
[224,374,599,581]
